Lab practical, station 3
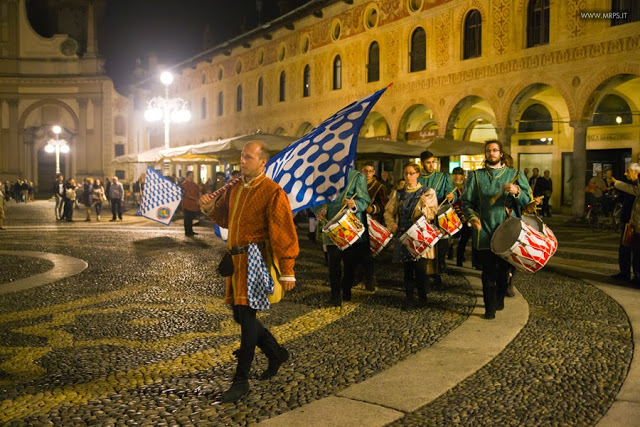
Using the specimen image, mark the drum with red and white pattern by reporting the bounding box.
[399,216,441,259]
[367,214,393,257]
[322,209,365,250]
[490,215,558,273]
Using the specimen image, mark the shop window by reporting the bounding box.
[114,144,125,157]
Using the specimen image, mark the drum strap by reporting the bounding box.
[341,173,360,204]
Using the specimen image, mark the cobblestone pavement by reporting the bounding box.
[0,201,635,425]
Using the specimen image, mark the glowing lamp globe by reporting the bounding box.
[45,144,55,153]
[160,71,174,86]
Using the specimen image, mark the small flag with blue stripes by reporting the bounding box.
[137,166,184,225]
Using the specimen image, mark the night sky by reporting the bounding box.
[28,0,308,91]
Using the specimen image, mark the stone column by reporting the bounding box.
[7,99,20,177]
[77,98,88,179]
[92,97,103,176]
[496,127,516,155]
[570,120,589,219]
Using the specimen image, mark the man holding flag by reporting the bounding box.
[199,140,299,403]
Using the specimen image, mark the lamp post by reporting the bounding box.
[45,125,70,175]
[144,71,191,176]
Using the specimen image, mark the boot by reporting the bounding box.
[402,287,416,311]
[220,381,249,403]
[259,347,290,380]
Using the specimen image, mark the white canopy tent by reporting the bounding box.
[112,133,485,164]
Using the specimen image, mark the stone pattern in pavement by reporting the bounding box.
[0,255,53,284]
[393,269,632,426]
[0,202,475,425]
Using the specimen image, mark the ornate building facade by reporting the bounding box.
[134,0,639,215]
[0,0,128,194]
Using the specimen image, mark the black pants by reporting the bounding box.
[63,199,74,220]
[541,196,551,217]
[111,199,122,219]
[477,250,512,314]
[232,304,283,383]
[456,225,472,264]
[328,241,365,302]
[621,227,640,279]
[403,258,427,300]
[183,209,198,235]
[436,239,448,273]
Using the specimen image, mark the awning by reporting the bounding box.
[112,133,486,164]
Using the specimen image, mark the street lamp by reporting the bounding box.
[144,71,191,176]
[45,125,70,175]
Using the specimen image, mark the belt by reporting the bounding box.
[229,242,266,255]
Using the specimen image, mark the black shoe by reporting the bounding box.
[330,297,342,307]
[610,273,631,281]
[185,232,198,237]
[432,275,443,290]
[260,348,290,380]
[417,297,428,308]
[343,291,352,302]
[497,300,504,311]
[456,260,463,267]
[220,382,249,403]
[506,283,515,298]
[402,299,416,311]
[109,218,117,222]
[483,312,496,320]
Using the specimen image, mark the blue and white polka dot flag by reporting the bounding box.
[137,165,185,225]
[266,85,389,214]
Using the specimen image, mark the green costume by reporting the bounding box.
[315,170,370,246]
[418,171,455,203]
[461,166,532,250]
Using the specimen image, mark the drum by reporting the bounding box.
[436,204,463,238]
[367,214,393,257]
[399,216,441,259]
[490,215,558,273]
[322,209,365,250]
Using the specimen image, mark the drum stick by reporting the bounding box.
[489,175,519,206]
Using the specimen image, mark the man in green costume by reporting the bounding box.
[316,169,371,307]
[461,140,532,319]
[418,151,454,287]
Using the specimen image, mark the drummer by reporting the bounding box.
[461,140,532,320]
[418,151,455,288]
[360,161,389,291]
[316,169,370,307]
[384,162,438,310]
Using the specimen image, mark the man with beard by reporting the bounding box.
[418,151,454,287]
[462,140,532,319]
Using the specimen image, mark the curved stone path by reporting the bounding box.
[0,251,87,295]
[0,203,637,425]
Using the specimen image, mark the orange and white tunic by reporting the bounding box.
[208,173,299,306]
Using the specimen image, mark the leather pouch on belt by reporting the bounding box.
[217,251,234,277]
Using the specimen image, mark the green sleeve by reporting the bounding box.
[351,172,371,213]
[461,171,479,221]
[514,172,532,207]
